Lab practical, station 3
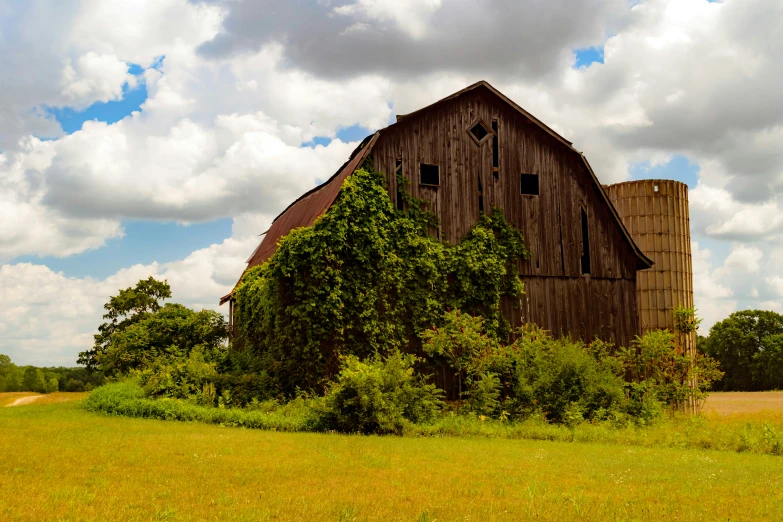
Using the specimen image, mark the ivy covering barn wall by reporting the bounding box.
[232,167,529,396]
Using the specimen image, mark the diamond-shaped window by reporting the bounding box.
[469,121,490,142]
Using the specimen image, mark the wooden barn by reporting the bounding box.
[222,81,653,348]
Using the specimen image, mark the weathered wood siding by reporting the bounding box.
[372,85,640,347]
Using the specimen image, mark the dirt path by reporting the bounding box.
[6,395,44,407]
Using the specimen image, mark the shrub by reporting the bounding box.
[618,327,722,410]
[421,310,497,400]
[424,319,626,423]
[214,350,278,406]
[623,381,664,425]
[317,350,444,435]
[468,372,502,416]
[82,381,317,432]
[508,333,626,423]
[137,347,220,405]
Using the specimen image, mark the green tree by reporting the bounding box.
[0,354,11,391]
[78,277,172,370]
[92,301,227,377]
[2,369,20,392]
[703,310,783,390]
[753,334,783,390]
[22,367,47,393]
[45,378,60,394]
[66,379,86,392]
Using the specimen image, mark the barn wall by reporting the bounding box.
[372,85,640,347]
[509,277,639,348]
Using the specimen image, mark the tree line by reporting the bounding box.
[0,354,103,393]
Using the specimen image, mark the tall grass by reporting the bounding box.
[84,381,783,456]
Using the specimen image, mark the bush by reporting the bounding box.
[136,347,221,406]
[618,327,722,410]
[623,381,664,425]
[421,310,497,400]
[468,372,501,416]
[82,381,317,432]
[508,332,626,423]
[317,350,444,435]
[214,350,278,407]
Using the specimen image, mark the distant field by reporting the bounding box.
[704,391,783,415]
[1,392,89,407]
[2,394,783,521]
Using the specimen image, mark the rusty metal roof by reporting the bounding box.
[219,133,378,304]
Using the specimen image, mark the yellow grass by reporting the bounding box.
[0,392,39,407]
[704,391,783,415]
[1,392,89,407]
[2,397,783,521]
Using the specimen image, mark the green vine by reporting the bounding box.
[233,167,529,396]
[673,306,701,335]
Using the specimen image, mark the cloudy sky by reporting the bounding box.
[1,0,781,366]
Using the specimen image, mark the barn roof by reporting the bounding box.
[220,81,652,304]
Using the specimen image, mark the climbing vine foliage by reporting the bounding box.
[233,168,529,396]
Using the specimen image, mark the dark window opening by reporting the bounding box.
[395,160,404,211]
[469,121,489,142]
[420,163,440,186]
[478,173,484,214]
[581,208,591,275]
[492,120,499,175]
[520,173,539,195]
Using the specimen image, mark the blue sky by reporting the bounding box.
[15,73,373,279]
[44,64,149,134]
[15,219,234,279]
[574,46,605,68]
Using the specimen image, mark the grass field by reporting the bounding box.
[2,394,783,521]
[704,391,783,415]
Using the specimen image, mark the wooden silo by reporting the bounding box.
[604,180,694,341]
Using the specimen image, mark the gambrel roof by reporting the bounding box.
[221,81,652,304]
